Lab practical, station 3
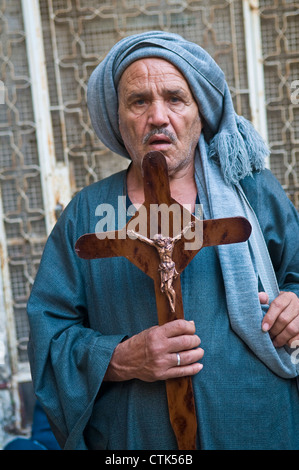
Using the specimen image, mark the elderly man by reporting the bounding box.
[27,32,299,450]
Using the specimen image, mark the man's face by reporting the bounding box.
[118,58,203,176]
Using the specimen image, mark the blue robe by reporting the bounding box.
[27,168,299,450]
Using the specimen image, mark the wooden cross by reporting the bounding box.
[75,151,251,450]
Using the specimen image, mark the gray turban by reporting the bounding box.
[87,31,269,184]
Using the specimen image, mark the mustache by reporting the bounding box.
[143,128,177,144]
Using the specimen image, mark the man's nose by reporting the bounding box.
[147,101,170,127]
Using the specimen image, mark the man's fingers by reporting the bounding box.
[146,320,199,355]
[166,347,204,379]
[162,319,196,337]
[144,320,204,380]
[262,292,296,333]
[261,292,299,348]
[167,333,201,353]
[272,317,299,348]
[269,307,299,339]
[168,362,203,379]
[259,292,269,305]
[172,347,204,368]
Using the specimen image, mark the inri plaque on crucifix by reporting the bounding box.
[75,151,251,450]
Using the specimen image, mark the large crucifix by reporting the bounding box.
[75,151,251,450]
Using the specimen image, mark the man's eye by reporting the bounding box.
[134,99,146,106]
[169,96,181,104]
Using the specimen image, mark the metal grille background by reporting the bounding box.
[260,0,299,206]
[0,0,48,368]
[39,0,251,195]
[0,0,298,435]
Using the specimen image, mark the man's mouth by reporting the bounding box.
[148,135,172,147]
[143,129,177,149]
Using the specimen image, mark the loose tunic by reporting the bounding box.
[27,168,299,450]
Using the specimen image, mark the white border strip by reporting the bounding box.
[21,0,71,234]
[243,0,270,168]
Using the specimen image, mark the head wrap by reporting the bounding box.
[87,31,269,184]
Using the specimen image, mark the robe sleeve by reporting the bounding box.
[241,169,299,296]
[27,191,126,450]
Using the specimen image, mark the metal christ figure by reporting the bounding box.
[127,221,195,312]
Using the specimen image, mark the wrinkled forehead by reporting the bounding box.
[119,57,187,82]
[118,57,196,99]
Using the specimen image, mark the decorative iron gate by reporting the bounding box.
[0,0,298,443]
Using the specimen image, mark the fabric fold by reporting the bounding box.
[195,134,298,378]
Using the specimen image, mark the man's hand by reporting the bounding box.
[260,291,299,348]
[104,319,204,382]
